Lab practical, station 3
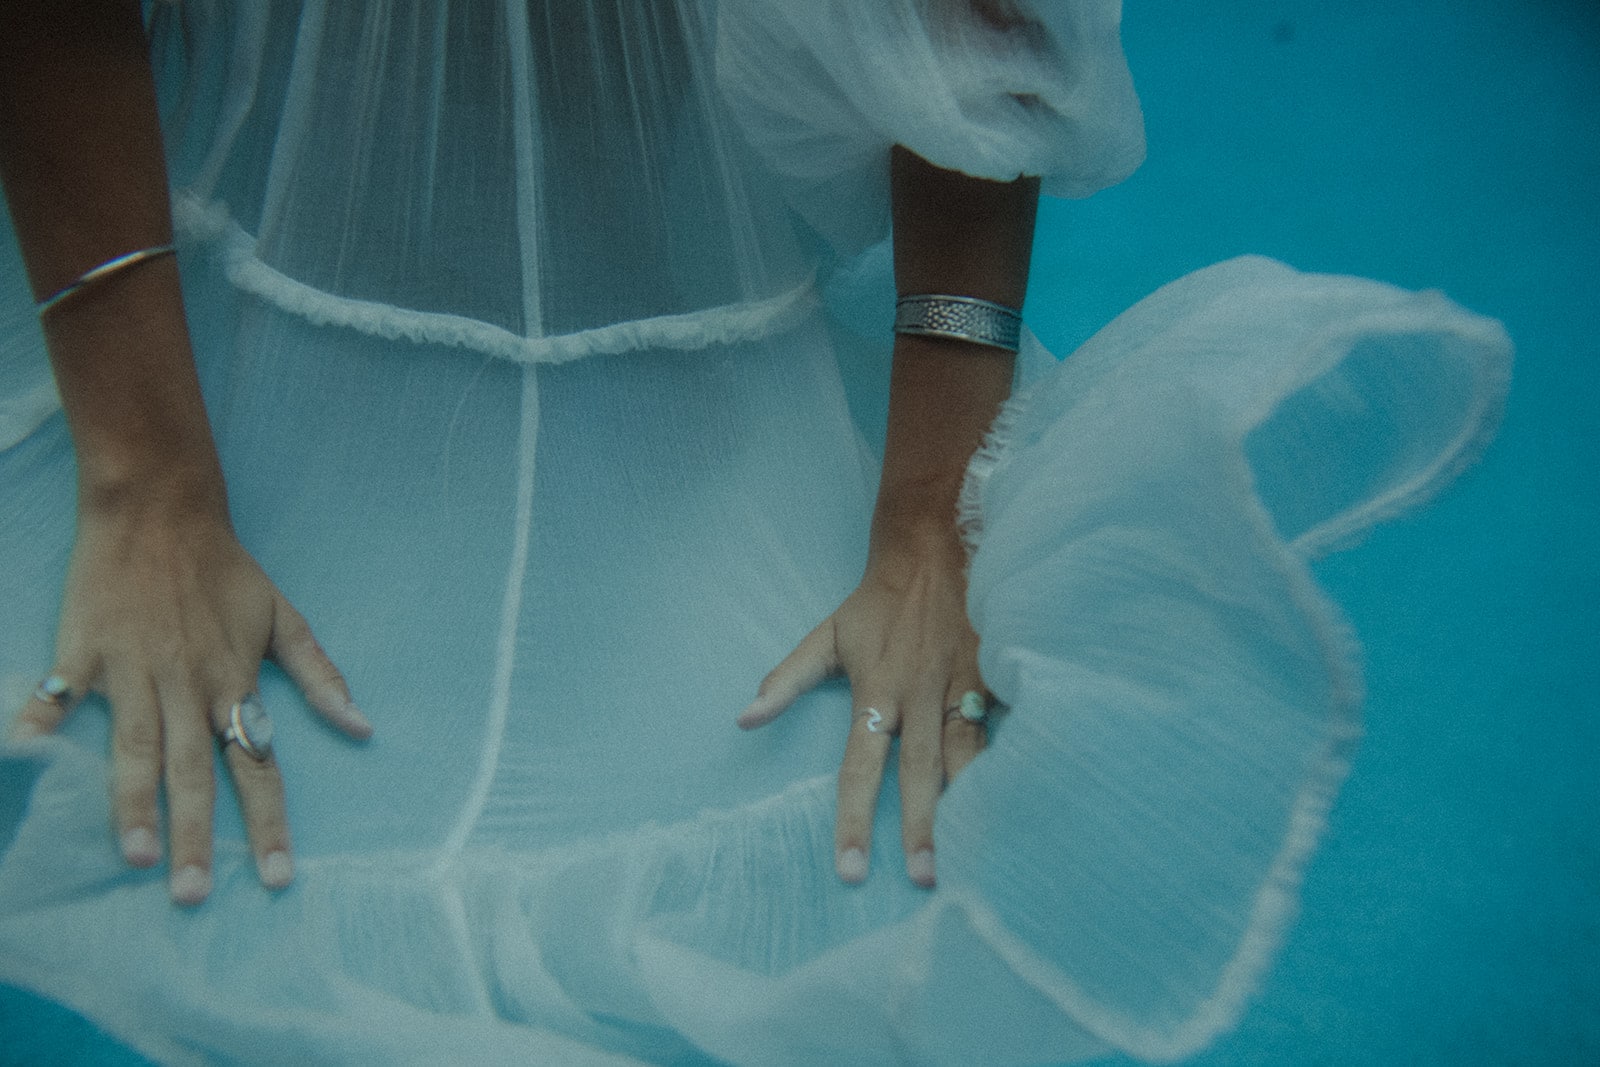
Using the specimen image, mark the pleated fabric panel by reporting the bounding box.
[0,2,1511,1064]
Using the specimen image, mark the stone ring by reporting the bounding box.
[33,674,78,707]
[219,694,274,762]
[944,690,988,725]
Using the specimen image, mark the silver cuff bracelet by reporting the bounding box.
[894,294,1023,353]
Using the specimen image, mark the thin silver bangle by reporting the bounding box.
[894,294,1023,353]
[36,244,177,317]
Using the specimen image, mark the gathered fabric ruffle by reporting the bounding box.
[1,3,1513,1064]
[172,193,822,369]
[716,0,1145,253]
[0,255,1509,1065]
[2,0,1146,448]
[953,255,1510,1058]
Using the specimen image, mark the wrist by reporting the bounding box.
[39,257,229,523]
[77,451,229,526]
[869,491,966,567]
[877,335,1012,499]
[873,471,964,526]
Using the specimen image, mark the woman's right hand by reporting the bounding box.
[2,0,370,906]
[8,482,371,905]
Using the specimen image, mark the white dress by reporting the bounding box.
[0,2,1510,1064]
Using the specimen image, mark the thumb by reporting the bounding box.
[737,617,840,730]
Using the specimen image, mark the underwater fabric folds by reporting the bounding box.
[0,2,1511,1065]
[717,0,1146,253]
[0,258,1511,1064]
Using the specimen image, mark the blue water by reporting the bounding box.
[3,1,1595,1063]
[1059,2,1599,1063]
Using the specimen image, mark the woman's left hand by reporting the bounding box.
[738,512,987,888]
[738,145,1036,888]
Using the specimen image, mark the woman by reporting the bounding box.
[0,1,1509,1064]
[1,0,1049,904]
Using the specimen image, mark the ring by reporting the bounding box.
[944,690,988,725]
[859,707,886,734]
[218,694,274,761]
[32,674,77,707]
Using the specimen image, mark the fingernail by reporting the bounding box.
[258,850,294,889]
[736,697,772,730]
[120,828,161,867]
[169,865,212,906]
[836,847,869,884]
[340,701,373,738]
[908,848,937,888]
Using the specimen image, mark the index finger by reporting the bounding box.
[269,596,371,739]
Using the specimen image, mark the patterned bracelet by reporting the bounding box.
[36,244,177,316]
[893,294,1023,353]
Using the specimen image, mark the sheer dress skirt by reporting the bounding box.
[0,2,1511,1064]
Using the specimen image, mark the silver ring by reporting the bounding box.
[219,694,274,762]
[859,707,886,734]
[944,691,988,725]
[33,674,78,707]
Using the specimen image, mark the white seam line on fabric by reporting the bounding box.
[433,871,494,1016]
[424,369,535,1015]
[436,0,547,870]
[505,0,546,339]
[436,364,538,868]
[171,194,819,365]
[426,3,545,1012]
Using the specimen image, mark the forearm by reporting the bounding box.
[876,146,1039,541]
[0,0,222,517]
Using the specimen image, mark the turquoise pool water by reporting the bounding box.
[2,1,1595,1063]
[1067,3,1597,1063]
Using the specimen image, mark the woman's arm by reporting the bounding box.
[1,0,368,904]
[0,0,207,485]
[742,147,1039,886]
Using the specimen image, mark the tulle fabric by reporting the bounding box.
[718,0,1146,253]
[0,3,1510,1065]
